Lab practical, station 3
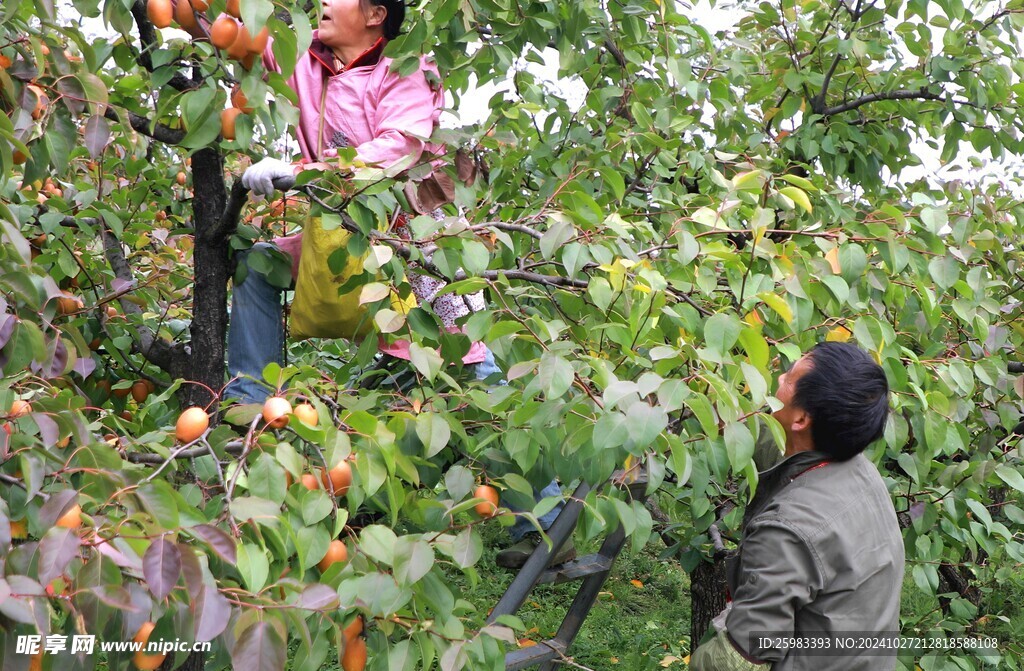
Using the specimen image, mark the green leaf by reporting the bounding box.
[359,525,399,566]
[928,255,959,291]
[995,466,1024,494]
[301,490,333,526]
[738,327,769,369]
[777,173,817,191]
[240,0,275,32]
[704,312,741,357]
[137,481,180,529]
[230,496,283,526]
[593,411,630,451]
[539,216,574,260]
[537,352,574,398]
[449,528,482,568]
[685,394,719,439]
[236,544,270,592]
[393,538,434,586]
[248,453,287,505]
[409,343,442,382]
[724,421,755,473]
[920,206,948,234]
[338,574,412,617]
[624,403,668,451]
[416,412,451,458]
[778,186,813,213]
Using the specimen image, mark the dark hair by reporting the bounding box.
[367,0,405,40]
[792,342,890,461]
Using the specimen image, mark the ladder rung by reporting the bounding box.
[505,640,566,670]
[536,554,614,585]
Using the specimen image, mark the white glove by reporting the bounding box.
[241,158,295,196]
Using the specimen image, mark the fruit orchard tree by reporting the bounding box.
[2,0,1024,670]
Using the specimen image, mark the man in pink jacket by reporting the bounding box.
[225,0,571,568]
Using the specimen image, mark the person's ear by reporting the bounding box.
[791,408,811,434]
[365,3,386,29]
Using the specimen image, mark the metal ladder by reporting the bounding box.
[486,472,649,670]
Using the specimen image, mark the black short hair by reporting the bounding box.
[792,342,890,461]
[367,0,405,40]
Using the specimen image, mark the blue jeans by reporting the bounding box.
[225,243,564,537]
[225,243,286,404]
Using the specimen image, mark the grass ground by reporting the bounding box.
[464,526,695,671]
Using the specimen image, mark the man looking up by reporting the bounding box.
[691,342,904,670]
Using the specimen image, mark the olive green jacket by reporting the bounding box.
[692,446,904,670]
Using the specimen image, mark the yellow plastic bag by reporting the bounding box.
[290,216,415,340]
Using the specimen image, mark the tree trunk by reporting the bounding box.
[185,148,230,410]
[160,650,206,671]
[690,556,729,647]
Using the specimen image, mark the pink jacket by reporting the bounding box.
[262,32,486,364]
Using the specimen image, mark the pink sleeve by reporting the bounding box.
[354,60,444,168]
[262,34,281,74]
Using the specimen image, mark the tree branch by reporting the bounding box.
[469,221,543,240]
[214,179,249,241]
[812,54,843,114]
[104,107,185,145]
[127,440,243,464]
[479,269,588,288]
[100,229,188,373]
[821,86,943,117]
[129,0,201,92]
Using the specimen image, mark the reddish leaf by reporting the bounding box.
[38,489,77,527]
[96,539,142,572]
[0,576,46,626]
[143,537,182,601]
[231,620,286,671]
[55,76,86,114]
[38,527,81,585]
[455,149,477,185]
[194,584,232,642]
[83,115,111,159]
[89,585,139,611]
[0,313,16,350]
[72,355,97,378]
[178,543,203,599]
[190,524,237,564]
[34,413,60,448]
[404,172,455,214]
[45,336,69,379]
[296,583,339,611]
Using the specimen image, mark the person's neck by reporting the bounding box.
[783,435,815,458]
[332,35,383,69]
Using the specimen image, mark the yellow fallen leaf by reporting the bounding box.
[630,579,644,588]
[683,655,691,665]
[825,246,841,274]
[610,658,619,664]
[518,639,537,648]
[660,655,681,667]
